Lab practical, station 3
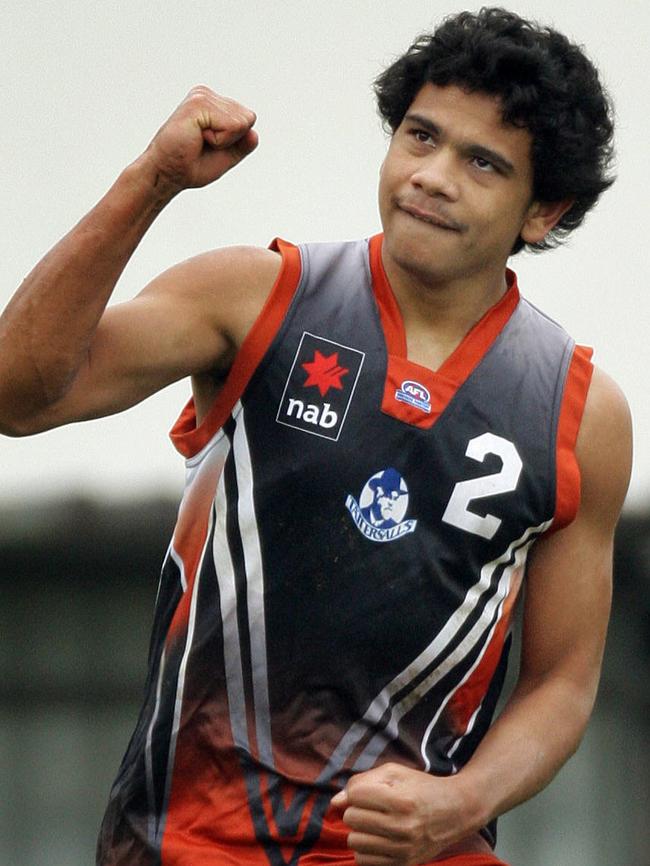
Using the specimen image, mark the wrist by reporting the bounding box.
[122,152,183,211]
[445,770,492,836]
[71,155,179,262]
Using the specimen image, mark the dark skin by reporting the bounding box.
[0,84,632,864]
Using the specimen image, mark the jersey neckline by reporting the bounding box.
[368,233,521,429]
[368,232,520,378]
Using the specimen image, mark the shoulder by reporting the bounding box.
[576,365,632,532]
[148,244,283,302]
[184,244,282,281]
[140,244,284,348]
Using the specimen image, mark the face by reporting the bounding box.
[378,83,544,288]
[375,486,404,520]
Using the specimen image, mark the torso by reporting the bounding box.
[97,235,589,866]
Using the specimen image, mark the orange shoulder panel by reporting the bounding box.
[553,344,594,530]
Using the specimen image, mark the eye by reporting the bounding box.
[409,128,434,146]
[471,155,496,172]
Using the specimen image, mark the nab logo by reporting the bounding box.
[276,332,365,440]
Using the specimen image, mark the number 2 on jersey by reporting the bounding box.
[442,432,523,540]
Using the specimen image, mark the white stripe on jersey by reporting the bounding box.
[155,506,215,847]
[318,520,549,780]
[169,546,188,593]
[234,406,274,768]
[419,529,544,770]
[355,522,549,772]
[214,445,251,754]
[146,646,166,843]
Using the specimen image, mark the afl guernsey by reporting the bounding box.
[97,235,593,866]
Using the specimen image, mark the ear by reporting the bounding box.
[520,198,574,245]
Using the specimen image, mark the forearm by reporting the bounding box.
[454,671,597,830]
[332,673,599,864]
[0,155,177,432]
[457,427,627,833]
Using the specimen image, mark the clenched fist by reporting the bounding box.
[331,763,482,866]
[142,85,258,193]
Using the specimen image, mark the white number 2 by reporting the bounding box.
[442,433,522,540]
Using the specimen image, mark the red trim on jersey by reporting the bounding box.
[447,564,524,736]
[369,233,407,355]
[170,238,303,458]
[369,234,520,428]
[553,344,594,530]
[166,453,226,641]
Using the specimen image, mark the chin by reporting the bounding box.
[386,229,451,282]
[398,253,452,287]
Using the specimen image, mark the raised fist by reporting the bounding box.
[143,85,258,192]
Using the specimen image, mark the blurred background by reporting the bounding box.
[1,1,648,864]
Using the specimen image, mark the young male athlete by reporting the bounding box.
[0,8,632,866]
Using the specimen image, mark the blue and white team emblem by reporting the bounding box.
[395,380,431,414]
[346,468,417,543]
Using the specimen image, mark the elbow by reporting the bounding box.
[0,417,42,437]
[0,405,56,437]
[0,378,69,436]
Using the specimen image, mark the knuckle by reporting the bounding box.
[402,815,419,837]
[234,108,254,128]
[189,83,212,94]
[186,85,211,102]
[346,774,361,792]
[402,793,417,811]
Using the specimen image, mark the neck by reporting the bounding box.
[381,245,509,343]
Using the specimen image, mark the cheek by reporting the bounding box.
[378,152,408,190]
[377,177,394,222]
[477,192,526,231]
[377,164,393,200]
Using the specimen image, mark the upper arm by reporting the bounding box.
[518,366,632,704]
[29,245,282,429]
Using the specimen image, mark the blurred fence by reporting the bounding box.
[1,498,648,866]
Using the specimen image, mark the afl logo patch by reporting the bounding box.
[276,332,365,441]
[395,380,431,414]
[346,468,417,543]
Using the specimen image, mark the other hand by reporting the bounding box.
[331,763,477,866]
[143,85,258,192]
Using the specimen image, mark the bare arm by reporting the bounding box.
[332,367,632,865]
[0,86,273,435]
[451,366,632,824]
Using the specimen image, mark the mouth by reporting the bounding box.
[397,202,463,232]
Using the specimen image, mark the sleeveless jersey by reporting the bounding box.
[97,235,593,866]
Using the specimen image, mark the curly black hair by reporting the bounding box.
[374,7,615,253]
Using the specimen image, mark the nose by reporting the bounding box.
[410,148,460,201]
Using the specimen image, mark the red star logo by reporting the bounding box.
[301,350,349,397]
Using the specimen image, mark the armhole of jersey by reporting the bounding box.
[552,344,594,530]
[169,238,302,459]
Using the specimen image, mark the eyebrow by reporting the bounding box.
[403,112,516,177]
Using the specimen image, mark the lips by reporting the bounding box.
[397,202,463,232]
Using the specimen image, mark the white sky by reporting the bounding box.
[1,0,648,509]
